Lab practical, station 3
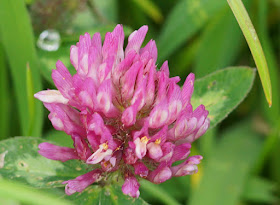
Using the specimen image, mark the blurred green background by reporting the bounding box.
[0,0,279,204]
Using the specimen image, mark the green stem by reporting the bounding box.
[227,0,272,107]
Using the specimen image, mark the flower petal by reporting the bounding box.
[62,169,102,195]
[122,174,140,198]
[38,142,79,162]
[34,90,68,104]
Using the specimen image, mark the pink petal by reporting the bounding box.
[181,73,195,108]
[147,142,163,160]
[63,169,102,195]
[159,142,175,163]
[96,80,119,117]
[34,90,69,104]
[111,50,137,88]
[121,61,143,101]
[38,142,78,162]
[148,102,169,128]
[139,39,157,62]
[44,103,86,137]
[52,60,73,99]
[122,174,140,198]
[134,137,148,159]
[86,144,113,164]
[171,155,203,177]
[111,24,125,62]
[125,25,148,56]
[148,163,172,184]
[72,135,92,161]
[134,162,149,178]
[171,143,191,163]
[123,147,138,165]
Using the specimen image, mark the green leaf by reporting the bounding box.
[65,184,148,205]
[194,7,243,78]
[0,137,88,188]
[242,176,278,203]
[44,130,74,148]
[157,0,227,62]
[189,123,263,205]
[192,67,256,129]
[0,0,43,136]
[227,0,272,106]
[0,179,72,205]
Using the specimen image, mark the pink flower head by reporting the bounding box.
[35,24,209,198]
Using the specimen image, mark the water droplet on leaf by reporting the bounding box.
[37,29,61,51]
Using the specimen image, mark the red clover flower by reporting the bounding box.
[35,25,210,198]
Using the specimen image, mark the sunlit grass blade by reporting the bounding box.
[0,179,72,205]
[227,0,272,106]
[132,0,163,23]
[0,0,43,136]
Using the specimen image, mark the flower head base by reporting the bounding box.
[35,25,209,198]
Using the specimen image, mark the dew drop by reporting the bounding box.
[37,29,61,51]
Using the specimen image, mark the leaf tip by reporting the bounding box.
[268,100,272,108]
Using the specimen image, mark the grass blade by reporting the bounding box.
[0,44,10,139]
[132,0,163,23]
[0,0,43,136]
[26,64,35,136]
[227,0,272,106]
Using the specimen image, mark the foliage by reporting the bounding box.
[0,0,279,204]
